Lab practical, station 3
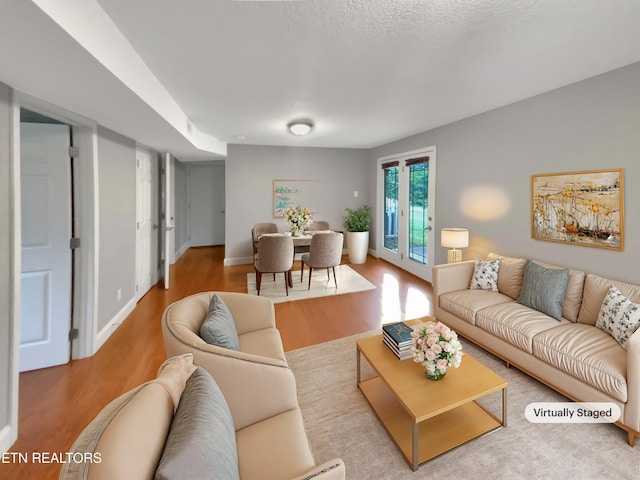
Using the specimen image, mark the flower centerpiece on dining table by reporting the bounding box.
[410,321,463,381]
[283,205,313,236]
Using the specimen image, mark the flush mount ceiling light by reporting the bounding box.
[287,120,313,136]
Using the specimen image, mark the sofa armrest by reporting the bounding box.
[187,343,299,431]
[626,327,640,432]
[432,261,474,319]
[432,261,474,294]
[292,459,346,480]
[217,291,276,335]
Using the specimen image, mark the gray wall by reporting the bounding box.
[0,82,13,448]
[225,144,370,263]
[174,159,188,258]
[97,127,136,331]
[371,62,640,284]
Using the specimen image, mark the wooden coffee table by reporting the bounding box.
[356,318,507,471]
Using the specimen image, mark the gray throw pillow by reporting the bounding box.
[199,293,240,350]
[155,368,240,480]
[517,260,569,321]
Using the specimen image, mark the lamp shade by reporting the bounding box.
[441,228,469,248]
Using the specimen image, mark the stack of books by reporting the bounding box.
[382,322,413,360]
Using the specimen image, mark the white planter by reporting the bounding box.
[346,231,369,264]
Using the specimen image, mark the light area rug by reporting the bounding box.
[246,265,376,303]
[286,332,638,480]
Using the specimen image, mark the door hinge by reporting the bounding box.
[69,328,79,341]
[136,284,139,292]
[70,237,81,249]
[401,253,404,260]
[68,146,79,158]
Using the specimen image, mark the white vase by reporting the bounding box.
[346,231,369,264]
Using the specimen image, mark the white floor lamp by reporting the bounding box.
[441,228,469,264]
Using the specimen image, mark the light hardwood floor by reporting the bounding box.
[1,246,433,480]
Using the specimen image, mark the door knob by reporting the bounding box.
[153,224,159,230]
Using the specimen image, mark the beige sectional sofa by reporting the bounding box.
[432,254,640,446]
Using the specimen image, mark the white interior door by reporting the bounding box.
[20,123,72,372]
[135,147,158,300]
[378,147,436,282]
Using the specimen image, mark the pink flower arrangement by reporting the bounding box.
[411,321,463,378]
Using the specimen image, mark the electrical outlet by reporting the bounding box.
[354,190,359,197]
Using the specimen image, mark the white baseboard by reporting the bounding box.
[94,297,136,353]
[224,256,253,266]
[0,424,15,455]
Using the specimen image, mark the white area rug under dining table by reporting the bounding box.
[246,264,376,303]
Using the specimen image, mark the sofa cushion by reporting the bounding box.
[155,367,240,480]
[517,260,568,321]
[596,285,640,351]
[532,323,627,402]
[439,289,513,326]
[534,260,585,322]
[476,302,569,353]
[200,293,240,350]
[469,258,500,292]
[578,273,640,326]
[238,328,287,363]
[236,408,316,480]
[487,253,526,300]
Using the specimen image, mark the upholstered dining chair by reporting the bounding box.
[251,222,278,259]
[300,232,344,290]
[298,220,331,255]
[305,220,330,232]
[254,234,294,295]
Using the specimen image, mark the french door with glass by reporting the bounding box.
[378,147,436,281]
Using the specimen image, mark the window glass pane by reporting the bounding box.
[383,167,398,252]
[408,163,428,264]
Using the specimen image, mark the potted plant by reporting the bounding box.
[343,205,371,264]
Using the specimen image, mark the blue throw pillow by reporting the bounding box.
[199,293,240,350]
[517,260,569,321]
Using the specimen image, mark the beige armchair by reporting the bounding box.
[300,232,344,289]
[254,234,294,295]
[160,292,346,480]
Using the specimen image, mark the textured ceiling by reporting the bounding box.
[2,0,640,160]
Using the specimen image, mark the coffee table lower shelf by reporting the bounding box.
[358,376,503,470]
